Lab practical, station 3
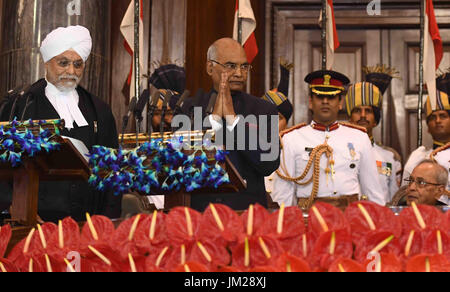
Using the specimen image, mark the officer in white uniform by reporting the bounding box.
[272,70,386,209]
[345,75,402,203]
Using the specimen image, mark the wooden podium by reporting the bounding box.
[0,121,90,226]
[121,132,247,209]
[163,156,247,209]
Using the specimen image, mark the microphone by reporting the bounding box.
[147,90,161,137]
[134,89,150,122]
[20,93,34,122]
[9,84,32,122]
[159,90,173,135]
[150,89,161,108]
[120,96,138,147]
[133,90,151,147]
[171,90,191,132]
[172,90,191,116]
[190,89,204,130]
[0,91,16,121]
[206,92,218,116]
[4,85,24,98]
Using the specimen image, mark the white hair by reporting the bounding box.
[207,44,217,61]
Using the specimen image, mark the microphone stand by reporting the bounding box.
[8,93,21,122]
[20,93,33,122]
[160,91,172,136]
[121,116,128,148]
[120,96,137,148]
[9,84,32,122]
[147,90,160,141]
[135,106,142,148]
[170,90,190,133]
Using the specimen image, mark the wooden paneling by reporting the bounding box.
[186,0,266,97]
[390,29,450,157]
[407,45,450,94]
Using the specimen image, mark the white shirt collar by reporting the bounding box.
[45,81,89,129]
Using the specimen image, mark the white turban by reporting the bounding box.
[40,25,92,63]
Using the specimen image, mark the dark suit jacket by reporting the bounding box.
[181,89,280,211]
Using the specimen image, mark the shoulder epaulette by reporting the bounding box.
[431,142,450,160]
[377,142,402,163]
[339,122,367,133]
[280,123,307,139]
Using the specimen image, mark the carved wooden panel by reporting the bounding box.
[407,44,450,94]
[391,29,450,157]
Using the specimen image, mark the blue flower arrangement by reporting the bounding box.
[0,119,62,167]
[87,136,231,196]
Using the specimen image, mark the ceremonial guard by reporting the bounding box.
[272,70,386,209]
[402,85,450,185]
[345,66,402,202]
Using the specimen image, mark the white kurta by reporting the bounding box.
[271,122,386,207]
[373,143,401,203]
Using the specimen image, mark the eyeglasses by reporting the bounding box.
[56,58,85,69]
[209,60,252,72]
[404,176,444,188]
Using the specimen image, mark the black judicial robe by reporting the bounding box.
[181,89,281,211]
[0,79,120,222]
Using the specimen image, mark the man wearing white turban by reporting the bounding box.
[0,25,121,222]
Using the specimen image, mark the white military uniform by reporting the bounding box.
[271,121,386,206]
[433,145,450,205]
[434,146,450,189]
[373,142,401,202]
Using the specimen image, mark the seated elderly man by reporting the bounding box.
[397,159,449,206]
